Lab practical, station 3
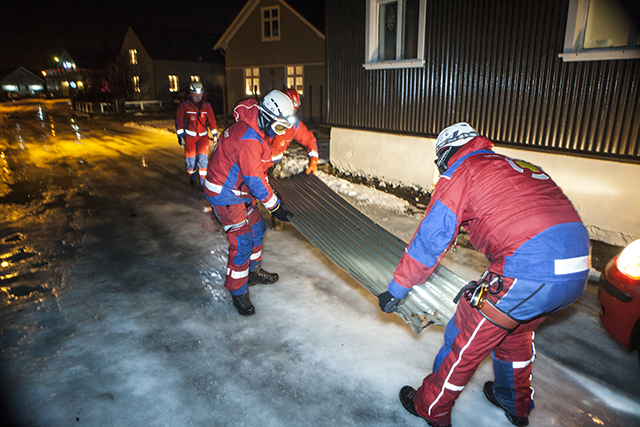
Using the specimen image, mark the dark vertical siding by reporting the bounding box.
[326,0,640,161]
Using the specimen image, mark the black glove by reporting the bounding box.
[270,204,293,222]
[178,136,185,147]
[378,291,400,313]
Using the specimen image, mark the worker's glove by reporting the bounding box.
[269,203,293,222]
[378,291,400,313]
[178,136,185,147]
[306,157,318,175]
[211,130,218,143]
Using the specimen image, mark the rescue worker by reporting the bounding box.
[176,81,217,187]
[203,90,295,316]
[270,89,319,175]
[377,123,590,427]
[269,88,319,230]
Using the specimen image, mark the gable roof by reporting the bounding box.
[214,0,325,51]
[0,66,45,86]
[126,26,224,63]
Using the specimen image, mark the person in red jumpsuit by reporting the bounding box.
[203,90,295,316]
[377,123,590,427]
[175,81,217,187]
[270,89,319,174]
[269,89,319,230]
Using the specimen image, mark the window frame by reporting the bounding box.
[261,6,281,42]
[560,0,640,62]
[364,0,426,70]
[285,65,304,95]
[129,49,138,65]
[190,75,200,82]
[132,75,140,92]
[168,75,179,92]
[244,68,260,96]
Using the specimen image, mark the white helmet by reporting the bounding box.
[190,81,204,94]
[435,122,478,174]
[258,90,295,135]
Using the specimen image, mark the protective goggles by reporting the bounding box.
[271,117,296,135]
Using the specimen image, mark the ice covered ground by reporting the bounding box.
[1,105,639,426]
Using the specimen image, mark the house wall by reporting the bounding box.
[120,28,155,100]
[325,0,640,162]
[153,60,225,107]
[330,127,640,247]
[222,0,326,122]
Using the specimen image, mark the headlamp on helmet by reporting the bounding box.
[434,122,478,174]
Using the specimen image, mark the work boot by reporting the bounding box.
[232,293,255,316]
[189,173,197,187]
[399,386,451,427]
[483,382,529,427]
[248,268,279,285]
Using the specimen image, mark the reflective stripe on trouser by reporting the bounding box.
[184,135,209,177]
[414,300,545,425]
[212,202,266,294]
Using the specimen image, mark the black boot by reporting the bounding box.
[483,382,529,426]
[248,268,279,285]
[399,386,451,427]
[232,293,255,316]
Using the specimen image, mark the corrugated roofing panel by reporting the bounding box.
[272,174,467,333]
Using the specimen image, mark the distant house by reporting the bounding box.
[118,26,225,110]
[214,0,326,123]
[1,66,46,98]
[325,0,640,246]
[42,49,110,98]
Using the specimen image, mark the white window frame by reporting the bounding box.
[364,0,426,70]
[285,65,304,95]
[245,68,260,96]
[560,0,640,62]
[261,6,281,42]
[168,75,179,92]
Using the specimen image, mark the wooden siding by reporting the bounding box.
[326,0,640,161]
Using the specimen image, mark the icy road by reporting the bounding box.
[1,100,639,426]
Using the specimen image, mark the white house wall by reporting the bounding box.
[330,127,640,247]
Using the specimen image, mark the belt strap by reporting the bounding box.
[479,300,519,330]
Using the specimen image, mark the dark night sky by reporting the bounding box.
[1,0,324,73]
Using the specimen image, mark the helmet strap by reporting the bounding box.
[436,145,463,174]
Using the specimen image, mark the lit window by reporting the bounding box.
[560,0,640,61]
[286,65,304,95]
[364,0,426,69]
[133,76,140,92]
[261,6,280,41]
[168,75,179,92]
[245,68,260,95]
[190,75,200,82]
[129,49,138,65]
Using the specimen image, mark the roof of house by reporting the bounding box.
[214,0,325,51]
[0,66,45,85]
[127,25,224,63]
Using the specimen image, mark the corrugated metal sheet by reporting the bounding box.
[326,0,640,161]
[271,174,467,333]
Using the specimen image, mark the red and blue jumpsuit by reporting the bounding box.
[176,99,217,185]
[386,136,590,426]
[270,119,318,167]
[203,99,282,296]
